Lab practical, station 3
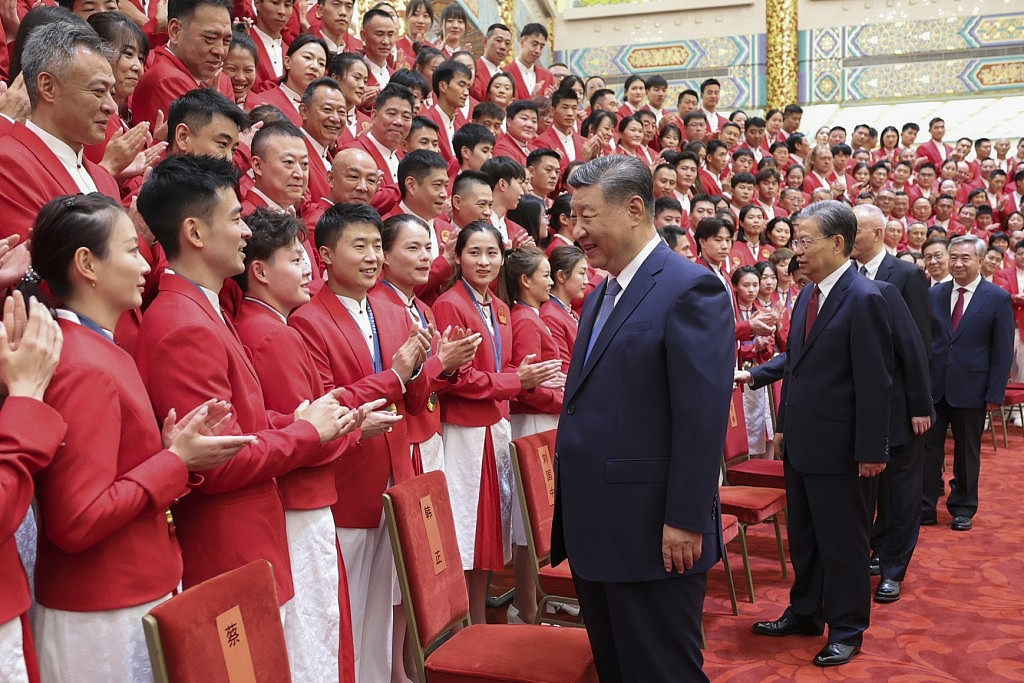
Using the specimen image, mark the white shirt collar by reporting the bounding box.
[366,132,397,160]
[816,259,852,304]
[365,58,390,85]
[614,233,662,295]
[857,248,887,280]
[26,119,85,165]
[244,296,286,323]
[515,58,535,75]
[249,186,288,212]
[955,274,982,295]
[337,293,367,314]
[481,56,501,76]
[54,309,114,339]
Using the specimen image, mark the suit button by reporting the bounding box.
[567,404,575,415]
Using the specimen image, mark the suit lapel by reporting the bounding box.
[875,253,895,284]
[317,285,374,376]
[797,266,854,361]
[13,124,81,193]
[952,281,989,340]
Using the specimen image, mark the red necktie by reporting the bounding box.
[951,287,967,331]
[804,285,820,341]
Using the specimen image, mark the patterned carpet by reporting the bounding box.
[702,426,1024,681]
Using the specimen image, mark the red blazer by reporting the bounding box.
[288,285,430,527]
[250,30,284,94]
[996,266,1024,337]
[343,134,402,215]
[249,85,303,127]
[534,127,586,171]
[471,58,497,103]
[506,61,554,100]
[509,304,562,415]
[339,108,372,147]
[698,168,725,196]
[83,112,129,165]
[803,170,836,196]
[233,0,300,43]
[123,0,167,44]
[233,298,351,510]
[432,281,521,426]
[0,123,120,242]
[539,298,577,374]
[135,272,326,603]
[729,241,775,271]
[915,140,953,168]
[493,133,529,168]
[132,46,234,127]
[37,321,188,612]
[369,283,457,444]
[395,36,428,71]
[422,104,466,164]
[0,398,65,623]
[303,135,333,204]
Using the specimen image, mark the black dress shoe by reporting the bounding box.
[814,642,860,666]
[951,515,972,531]
[752,614,824,637]
[868,555,880,576]
[874,578,901,603]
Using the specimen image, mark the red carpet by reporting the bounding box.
[703,425,1024,681]
[488,423,1024,680]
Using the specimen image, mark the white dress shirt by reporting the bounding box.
[338,294,375,359]
[554,127,576,161]
[304,130,331,172]
[399,201,438,256]
[515,59,536,94]
[815,260,852,312]
[612,233,662,304]
[252,25,284,78]
[26,120,98,194]
[950,274,982,317]
[855,248,887,280]
[700,107,719,133]
[366,133,399,181]
[366,58,391,87]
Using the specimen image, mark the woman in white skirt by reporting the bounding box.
[28,194,253,683]
[431,223,560,625]
[501,247,566,624]
[732,265,776,459]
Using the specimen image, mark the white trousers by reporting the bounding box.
[0,616,29,683]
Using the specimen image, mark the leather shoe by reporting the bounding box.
[874,578,901,603]
[814,642,860,667]
[868,555,880,576]
[752,614,824,637]
[951,515,972,531]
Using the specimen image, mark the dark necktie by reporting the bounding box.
[585,278,621,362]
[859,264,868,276]
[951,287,967,331]
[804,285,820,341]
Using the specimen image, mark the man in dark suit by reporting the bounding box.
[852,204,934,604]
[922,235,1014,531]
[750,201,893,667]
[551,155,735,682]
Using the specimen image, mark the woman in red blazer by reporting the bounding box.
[540,245,587,374]
[732,265,776,460]
[0,293,64,683]
[395,0,435,70]
[431,222,559,625]
[28,194,252,682]
[249,35,329,128]
[328,52,372,145]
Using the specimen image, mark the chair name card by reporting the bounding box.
[538,445,556,506]
[420,495,447,575]
[216,605,257,683]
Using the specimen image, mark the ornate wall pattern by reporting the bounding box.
[555,11,1024,108]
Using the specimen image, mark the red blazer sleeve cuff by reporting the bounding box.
[123,448,190,509]
[0,397,67,462]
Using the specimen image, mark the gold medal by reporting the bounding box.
[497,307,508,325]
[387,403,398,414]
[427,392,438,412]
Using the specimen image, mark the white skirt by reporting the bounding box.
[742,383,774,456]
[0,616,28,683]
[283,508,340,683]
[509,414,560,546]
[34,593,171,683]
[414,432,445,474]
[441,420,513,570]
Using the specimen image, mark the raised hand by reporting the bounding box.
[436,325,481,371]
[391,326,430,383]
[0,293,62,399]
[167,405,257,471]
[516,354,561,389]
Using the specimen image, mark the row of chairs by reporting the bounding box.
[140,387,790,681]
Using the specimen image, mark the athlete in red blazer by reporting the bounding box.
[0,124,120,242]
[540,296,578,374]
[508,304,562,416]
[132,46,234,127]
[505,61,554,100]
[136,272,328,603]
[534,126,586,171]
[343,133,402,215]
[915,139,953,168]
[249,84,304,127]
[250,31,284,94]
[492,132,530,168]
[422,103,467,164]
[303,135,333,204]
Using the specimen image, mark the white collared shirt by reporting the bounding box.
[54,309,114,339]
[366,133,399,181]
[950,274,982,316]
[26,120,97,194]
[337,293,374,359]
[929,273,953,287]
[435,106,456,155]
[701,107,719,133]
[515,59,536,94]
[933,139,947,161]
[345,108,359,138]
[279,83,303,114]
[489,212,509,244]
[249,187,291,214]
[386,281,424,326]
[304,129,331,172]
[481,57,501,78]
[554,127,576,161]
[244,296,287,323]
[252,25,284,78]
[612,233,662,304]
[319,31,342,54]
[366,58,390,87]
[856,248,887,280]
[399,200,438,256]
[815,259,852,311]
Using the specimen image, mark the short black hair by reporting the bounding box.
[250,120,305,159]
[167,87,248,144]
[589,88,614,109]
[452,123,495,165]
[482,156,526,186]
[168,0,230,23]
[236,208,308,291]
[520,22,547,39]
[316,202,383,250]
[527,147,561,168]
[138,155,241,260]
[655,196,682,214]
[375,82,416,111]
[431,59,472,96]
[699,78,720,94]
[472,101,505,122]
[389,68,430,100]
[506,99,539,121]
[397,149,447,197]
[452,169,491,197]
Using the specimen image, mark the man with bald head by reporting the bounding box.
[0,23,120,243]
[851,203,932,604]
[303,147,382,240]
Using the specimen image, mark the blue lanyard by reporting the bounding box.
[66,310,116,344]
[462,279,502,372]
[365,300,384,374]
[382,279,428,329]
[548,294,578,323]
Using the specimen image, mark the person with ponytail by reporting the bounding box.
[28,193,255,682]
[541,245,587,373]
[499,245,566,624]
[431,221,560,625]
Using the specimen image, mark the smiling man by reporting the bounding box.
[344,83,415,215]
[552,155,734,682]
[0,23,121,243]
[243,122,310,216]
[300,78,346,203]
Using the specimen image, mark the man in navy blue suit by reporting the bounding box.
[922,234,1014,531]
[852,204,933,604]
[550,155,735,682]
[750,201,893,667]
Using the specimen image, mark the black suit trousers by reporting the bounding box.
[922,398,984,518]
[870,437,924,581]
[572,570,708,683]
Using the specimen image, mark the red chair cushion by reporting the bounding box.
[538,560,576,599]
[146,560,290,683]
[426,624,598,683]
[1004,389,1024,405]
[719,486,787,525]
[728,459,785,489]
[721,513,739,544]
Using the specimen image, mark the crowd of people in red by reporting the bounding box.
[0,0,1020,679]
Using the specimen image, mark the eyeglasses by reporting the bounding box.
[922,253,946,262]
[791,235,831,251]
